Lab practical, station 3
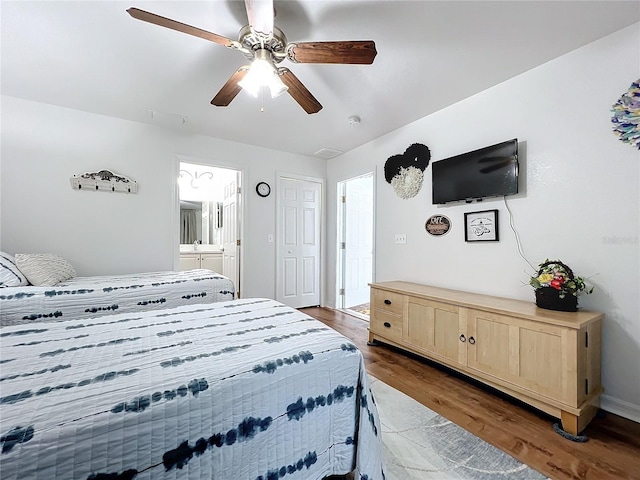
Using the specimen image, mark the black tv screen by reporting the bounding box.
[432,139,519,204]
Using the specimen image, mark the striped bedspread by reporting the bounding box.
[0,298,385,479]
[0,269,235,326]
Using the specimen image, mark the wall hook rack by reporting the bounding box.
[71,169,138,194]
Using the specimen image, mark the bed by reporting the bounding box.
[0,269,236,327]
[0,298,385,479]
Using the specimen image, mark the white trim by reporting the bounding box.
[344,309,369,322]
[600,393,640,423]
[337,180,347,309]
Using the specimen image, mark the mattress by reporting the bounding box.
[0,298,385,479]
[0,269,235,326]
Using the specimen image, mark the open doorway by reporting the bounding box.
[178,161,242,297]
[337,173,374,319]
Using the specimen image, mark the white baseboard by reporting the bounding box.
[601,393,640,423]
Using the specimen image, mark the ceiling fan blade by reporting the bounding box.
[279,68,322,114]
[127,7,236,47]
[244,0,274,39]
[287,41,377,64]
[211,68,249,107]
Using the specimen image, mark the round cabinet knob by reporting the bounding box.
[459,334,466,342]
[383,322,391,328]
[468,336,476,345]
[384,299,392,305]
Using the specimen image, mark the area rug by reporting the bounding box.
[369,376,549,480]
[348,302,370,316]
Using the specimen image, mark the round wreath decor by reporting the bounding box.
[390,166,424,199]
[611,79,640,150]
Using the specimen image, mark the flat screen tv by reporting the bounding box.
[431,139,519,204]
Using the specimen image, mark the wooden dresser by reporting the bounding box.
[369,281,604,435]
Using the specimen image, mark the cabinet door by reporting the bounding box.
[179,254,201,271]
[405,297,465,366]
[200,253,223,273]
[466,308,573,404]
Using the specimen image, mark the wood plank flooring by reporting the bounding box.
[301,306,640,480]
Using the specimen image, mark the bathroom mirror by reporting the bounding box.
[179,161,239,250]
[180,200,222,245]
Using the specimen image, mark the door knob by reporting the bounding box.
[468,336,476,344]
[459,334,466,342]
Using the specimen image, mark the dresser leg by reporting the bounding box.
[555,409,595,442]
[367,331,379,346]
[560,411,580,436]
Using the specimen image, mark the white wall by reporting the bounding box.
[0,96,327,300]
[327,24,640,421]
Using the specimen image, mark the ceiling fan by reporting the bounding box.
[127,0,377,114]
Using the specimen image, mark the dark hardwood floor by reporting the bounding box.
[301,306,640,480]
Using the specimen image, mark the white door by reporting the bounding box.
[222,172,241,296]
[276,176,321,308]
[342,174,373,309]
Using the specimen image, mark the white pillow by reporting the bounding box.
[0,251,29,287]
[15,253,76,287]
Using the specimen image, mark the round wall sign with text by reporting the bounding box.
[425,215,451,236]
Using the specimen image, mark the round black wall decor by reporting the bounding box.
[256,181,271,197]
[425,215,451,236]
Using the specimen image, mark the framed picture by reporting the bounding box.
[464,209,499,242]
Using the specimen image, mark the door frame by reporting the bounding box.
[275,171,326,308]
[336,171,376,311]
[173,155,246,297]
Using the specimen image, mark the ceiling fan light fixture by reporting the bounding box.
[267,71,288,98]
[238,49,288,98]
[127,4,376,114]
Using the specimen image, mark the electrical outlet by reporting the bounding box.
[395,234,407,244]
[267,234,274,243]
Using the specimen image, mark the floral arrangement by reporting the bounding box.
[529,259,594,299]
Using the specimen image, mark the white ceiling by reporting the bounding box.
[2,1,638,158]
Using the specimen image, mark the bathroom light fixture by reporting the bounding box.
[238,48,288,98]
[179,169,213,190]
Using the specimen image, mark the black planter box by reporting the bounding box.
[535,287,578,312]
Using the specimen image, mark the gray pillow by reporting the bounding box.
[15,253,76,287]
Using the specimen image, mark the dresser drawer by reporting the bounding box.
[370,309,403,342]
[371,288,404,315]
